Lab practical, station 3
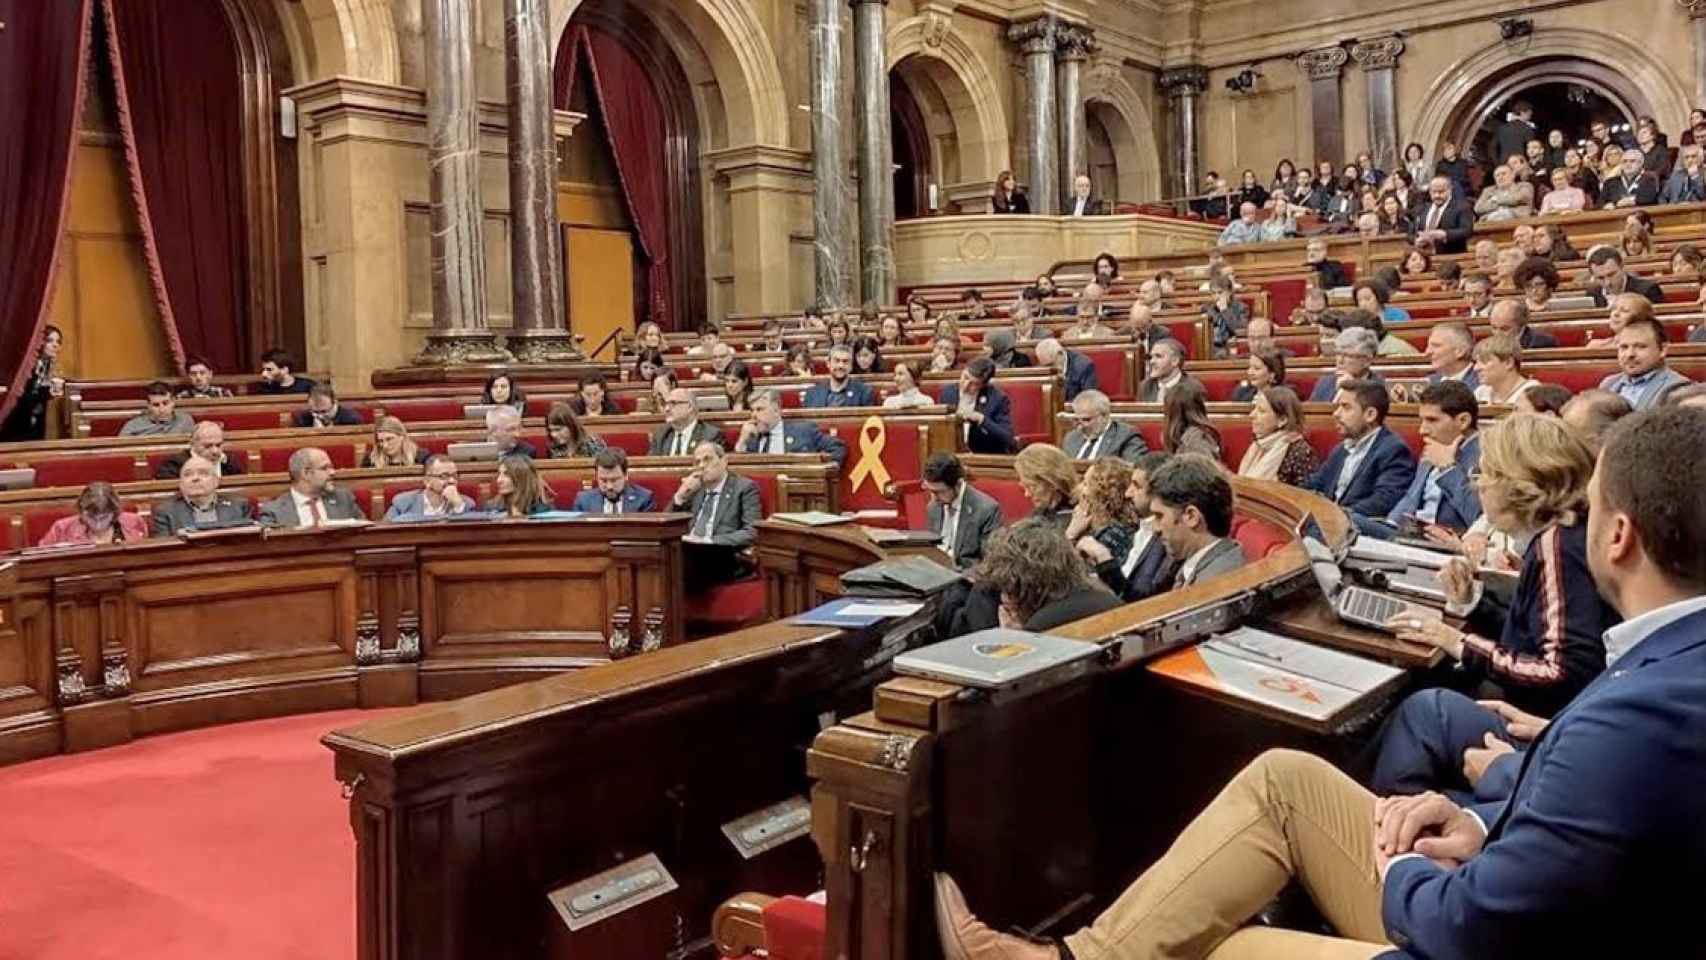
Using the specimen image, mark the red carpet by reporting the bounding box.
[0,709,394,960]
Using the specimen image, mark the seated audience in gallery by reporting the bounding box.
[480,371,526,412]
[1034,337,1096,401]
[1409,174,1475,253]
[383,454,471,521]
[545,401,607,459]
[801,345,876,408]
[175,357,233,399]
[485,454,555,518]
[256,349,314,395]
[673,440,763,590]
[151,455,254,536]
[1537,167,1587,214]
[1473,334,1543,407]
[989,169,1029,214]
[921,451,1003,570]
[1239,386,1321,487]
[1473,162,1534,221]
[36,482,148,547]
[1599,148,1660,208]
[940,357,1017,454]
[155,421,245,479]
[1161,379,1222,460]
[1064,457,1144,575]
[1304,378,1417,522]
[119,381,195,437]
[735,389,846,467]
[1599,317,1693,410]
[1231,347,1285,402]
[1062,389,1147,463]
[257,448,364,527]
[882,360,932,410]
[1136,339,1199,404]
[362,416,431,468]
[1661,143,1706,203]
[291,383,362,429]
[978,519,1123,632]
[1065,174,1100,217]
[983,329,1031,371]
[1215,201,1266,246]
[485,405,537,459]
[570,448,655,515]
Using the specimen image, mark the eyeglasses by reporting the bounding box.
[427,471,459,481]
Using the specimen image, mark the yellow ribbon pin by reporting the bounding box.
[846,415,891,494]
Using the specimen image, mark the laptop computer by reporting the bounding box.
[694,392,731,413]
[462,403,501,420]
[893,628,1099,689]
[1302,535,1441,632]
[0,468,37,491]
[446,441,499,462]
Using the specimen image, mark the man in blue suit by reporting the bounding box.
[939,357,1017,454]
[384,454,474,520]
[801,345,876,408]
[1304,379,1416,522]
[1360,380,1482,540]
[1034,337,1098,402]
[735,389,847,469]
[936,406,1706,958]
[570,448,656,515]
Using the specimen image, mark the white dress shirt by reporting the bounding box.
[290,489,326,529]
[1602,595,1706,668]
[1176,537,1224,586]
[1334,429,1382,502]
[1121,521,1157,578]
[938,483,967,560]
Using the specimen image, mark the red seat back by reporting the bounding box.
[25,507,78,546]
[1216,422,1255,470]
[998,381,1050,445]
[379,399,468,423]
[29,454,137,487]
[1263,277,1307,325]
[593,429,652,456]
[972,479,1034,523]
[260,442,357,474]
[826,420,923,513]
[1160,320,1201,357]
[1231,515,1291,560]
[1080,347,1134,400]
[1198,372,1246,402]
[1304,426,1341,458]
[196,410,289,432]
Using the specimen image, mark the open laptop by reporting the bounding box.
[462,403,501,420]
[446,441,499,462]
[1302,535,1441,632]
[893,628,1099,689]
[0,468,36,491]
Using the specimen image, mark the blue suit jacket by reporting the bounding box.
[738,420,848,469]
[801,379,876,409]
[1381,605,1706,957]
[1061,351,1099,402]
[1382,433,1482,532]
[1308,371,1386,402]
[1424,368,1481,392]
[939,384,1017,454]
[570,485,655,514]
[1304,426,1416,519]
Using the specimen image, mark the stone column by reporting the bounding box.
[1056,25,1095,206]
[1351,35,1405,177]
[810,0,852,310]
[417,0,508,363]
[1295,46,1348,169]
[1008,17,1059,215]
[503,0,579,362]
[1158,66,1208,200]
[1684,1,1706,106]
[851,0,895,305]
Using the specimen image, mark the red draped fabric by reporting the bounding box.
[102,0,250,373]
[0,0,92,423]
[554,25,672,328]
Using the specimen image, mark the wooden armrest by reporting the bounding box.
[712,892,776,958]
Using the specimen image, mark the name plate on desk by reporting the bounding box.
[721,796,811,860]
[545,853,679,931]
[1149,627,1404,728]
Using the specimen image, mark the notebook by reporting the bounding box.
[894,628,1100,689]
[1151,626,1403,724]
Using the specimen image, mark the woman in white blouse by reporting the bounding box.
[881,360,932,409]
[1472,334,1540,406]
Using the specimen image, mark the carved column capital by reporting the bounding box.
[1295,46,1349,81]
[1681,0,1706,18]
[1006,16,1058,56]
[1350,35,1405,71]
[1158,65,1209,98]
[1055,23,1096,62]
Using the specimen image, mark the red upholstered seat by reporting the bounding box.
[1231,515,1291,560]
[1161,320,1201,357]
[195,410,290,432]
[759,896,825,960]
[1263,277,1308,325]
[1080,347,1134,400]
[686,576,766,632]
[1216,422,1254,470]
[417,437,452,456]
[1534,363,1616,394]
[24,507,78,546]
[825,420,923,518]
[1135,421,1164,453]
[973,479,1034,523]
[28,454,138,487]
[998,380,1050,445]
[891,479,929,528]
[1198,372,1246,402]
[378,399,468,423]
[260,443,357,474]
[595,429,653,456]
[1389,424,1422,455]
[633,474,681,507]
[1304,426,1341,459]
[1287,372,1323,401]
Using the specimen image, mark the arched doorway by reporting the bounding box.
[891,71,931,219]
[1442,60,1650,158]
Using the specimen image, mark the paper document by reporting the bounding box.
[1151,627,1402,723]
[772,511,852,527]
[1207,627,1402,692]
[1347,537,1453,569]
[839,601,924,618]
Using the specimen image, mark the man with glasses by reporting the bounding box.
[648,387,722,456]
[385,454,471,520]
[1060,390,1147,464]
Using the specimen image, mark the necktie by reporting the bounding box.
[604,498,617,515]
[674,430,688,457]
[693,489,719,538]
[1427,204,1442,231]
[309,498,326,528]
[756,433,770,454]
[1079,434,1101,460]
[941,505,958,558]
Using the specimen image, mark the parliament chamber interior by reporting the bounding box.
[7,0,1706,957]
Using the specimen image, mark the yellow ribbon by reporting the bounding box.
[846,415,891,494]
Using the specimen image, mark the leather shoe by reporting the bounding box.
[934,872,1060,960]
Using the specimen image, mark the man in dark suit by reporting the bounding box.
[1304,237,1350,289]
[1136,339,1201,404]
[1423,322,1481,392]
[486,406,538,459]
[1084,451,1175,600]
[1305,379,1417,521]
[1488,299,1557,350]
[150,454,254,536]
[1148,454,1246,588]
[570,448,656,515]
[1599,149,1660,208]
[155,421,246,479]
[291,383,363,428]
[1586,247,1665,307]
[649,388,723,456]
[1065,173,1100,217]
[672,440,764,589]
[801,345,876,408]
[256,348,315,395]
[736,389,847,468]
[1409,175,1475,254]
[257,447,366,527]
[1492,99,1537,163]
[940,357,1017,454]
[1061,390,1147,463]
[1361,381,1483,540]
[921,452,1002,569]
[937,404,1706,960]
[1034,337,1098,402]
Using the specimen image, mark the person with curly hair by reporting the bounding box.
[975,518,1121,631]
[1065,457,1144,568]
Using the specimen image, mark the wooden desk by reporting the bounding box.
[0,515,688,764]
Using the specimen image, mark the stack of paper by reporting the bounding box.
[1150,626,1403,723]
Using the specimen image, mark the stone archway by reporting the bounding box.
[887,14,1011,211]
[271,0,399,84]
[1082,64,1163,204]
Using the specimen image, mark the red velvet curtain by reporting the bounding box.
[103,0,249,373]
[555,25,672,328]
[0,0,92,422]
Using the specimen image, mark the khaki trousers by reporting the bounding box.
[1063,749,1391,960]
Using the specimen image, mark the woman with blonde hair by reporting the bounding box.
[486,454,555,517]
[1472,334,1541,406]
[1239,387,1320,486]
[1388,413,1618,715]
[37,481,148,546]
[545,401,607,458]
[1065,457,1143,566]
[1013,443,1078,527]
[362,416,429,468]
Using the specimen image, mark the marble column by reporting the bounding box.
[1159,66,1208,200]
[1055,25,1095,206]
[1295,46,1348,169]
[417,0,509,363]
[1008,17,1059,215]
[503,0,579,362]
[811,0,852,310]
[851,0,894,305]
[1351,35,1405,177]
[1685,1,1706,106]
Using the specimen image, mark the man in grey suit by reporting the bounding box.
[672,440,764,590]
[921,452,1002,569]
[1148,454,1246,588]
[384,454,472,521]
[150,454,254,536]
[650,387,724,456]
[257,447,366,527]
[1061,390,1148,463]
